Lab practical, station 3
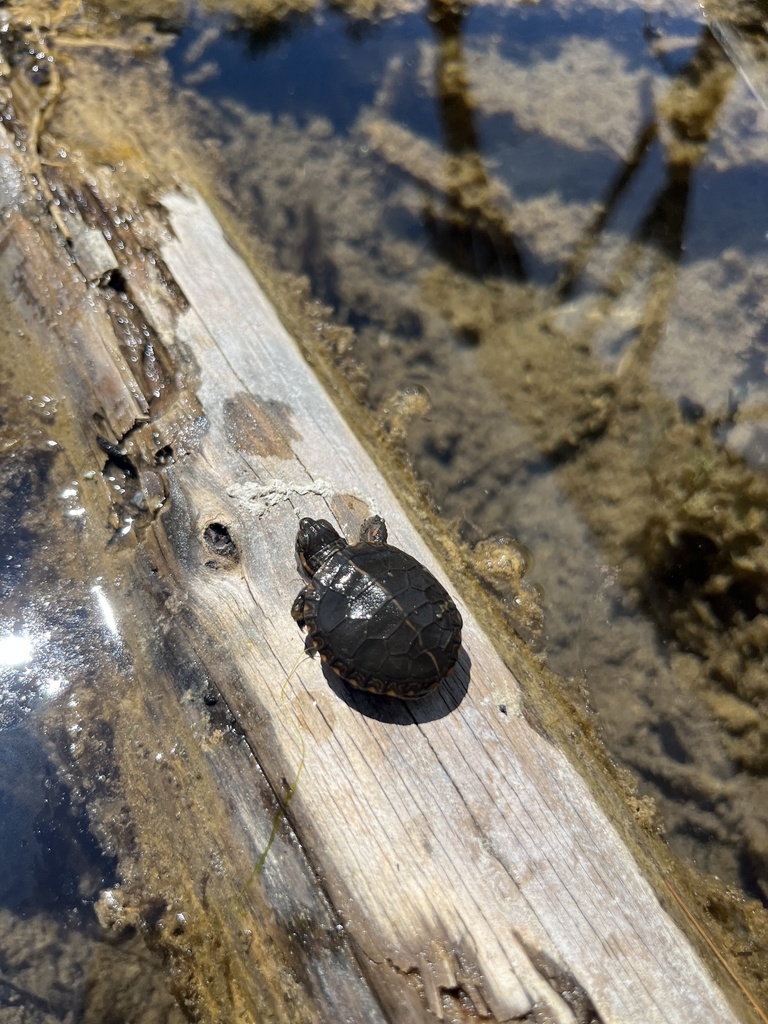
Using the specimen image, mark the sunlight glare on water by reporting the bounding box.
[92,583,120,637]
[0,633,33,666]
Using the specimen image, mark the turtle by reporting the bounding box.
[291,515,463,698]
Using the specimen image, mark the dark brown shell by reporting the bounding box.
[300,542,462,698]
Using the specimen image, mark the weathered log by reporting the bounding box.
[0,115,749,1022]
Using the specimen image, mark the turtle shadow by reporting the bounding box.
[322,647,471,724]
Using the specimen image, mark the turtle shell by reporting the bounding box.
[302,542,462,698]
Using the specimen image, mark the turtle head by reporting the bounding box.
[296,517,347,577]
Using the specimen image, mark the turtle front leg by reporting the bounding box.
[292,590,318,656]
[291,589,308,629]
[360,515,388,545]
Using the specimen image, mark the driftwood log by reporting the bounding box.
[0,116,748,1023]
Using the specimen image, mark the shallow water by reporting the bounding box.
[0,581,183,1023]
[0,270,186,1023]
[165,0,768,911]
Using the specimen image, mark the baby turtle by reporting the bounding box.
[291,515,463,698]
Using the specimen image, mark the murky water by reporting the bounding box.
[163,0,768,909]
[0,268,187,1022]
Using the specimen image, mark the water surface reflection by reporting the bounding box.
[168,0,768,911]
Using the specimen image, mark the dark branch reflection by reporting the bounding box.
[556,28,734,320]
[426,0,525,279]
